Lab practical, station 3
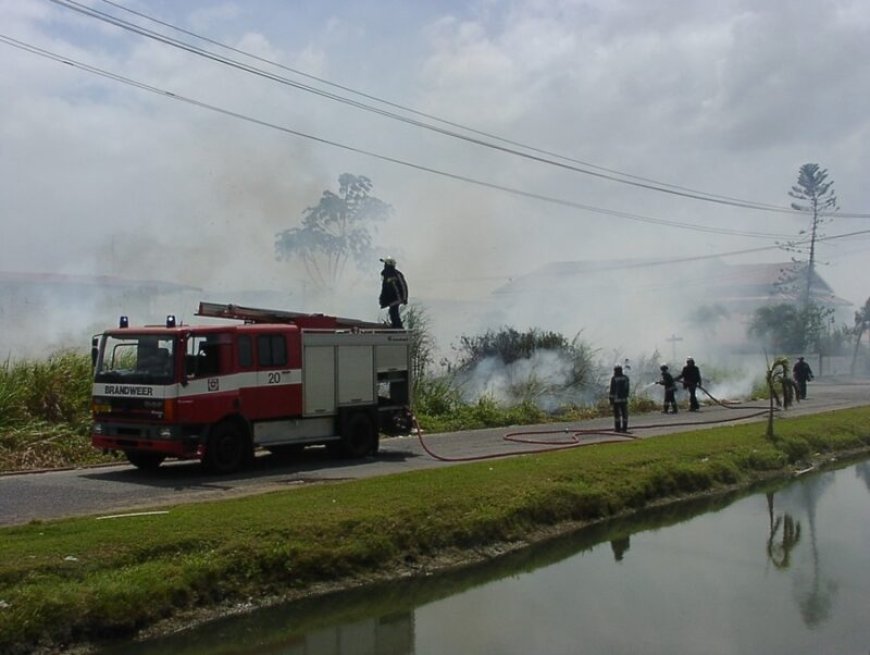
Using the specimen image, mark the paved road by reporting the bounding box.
[1,378,868,526]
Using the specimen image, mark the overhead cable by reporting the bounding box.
[47,0,868,217]
[92,0,795,213]
[0,33,805,241]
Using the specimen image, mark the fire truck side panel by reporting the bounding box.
[337,346,375,405]
[376,345,408,373]
[303,345,336,415]
[301,331,409,414]
[253,416,335,445]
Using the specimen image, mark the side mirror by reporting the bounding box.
[91,336,99,369]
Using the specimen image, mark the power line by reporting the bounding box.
[451,229,870,290]
[91,0,796,213]
[0,33,803,241]
[47,0,870,218]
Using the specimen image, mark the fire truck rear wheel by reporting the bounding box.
[204,422,251,474]
[341,412,378,458]
[125,450,166,470]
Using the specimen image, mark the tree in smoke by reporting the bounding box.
[850,296,870,375]
[787,163,838,309]
[275,174,392,293]
[761,164,839,353]
[749,302,832,353]
[688,303,729,342]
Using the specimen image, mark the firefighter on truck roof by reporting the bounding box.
[379,256,408,329]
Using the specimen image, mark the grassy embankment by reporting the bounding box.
[2,406,869,654]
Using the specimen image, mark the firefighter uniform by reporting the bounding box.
[609,365,630,433]
[676,357,702,411]
[379,257,408,329]
[657,365,678,414]
[793,356,814,400]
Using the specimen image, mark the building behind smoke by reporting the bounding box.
[697,261,852,347]
[0,271,201,357]
[488,259,853,362]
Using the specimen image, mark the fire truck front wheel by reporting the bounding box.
[340,412,378,458]
[203,421,252,474]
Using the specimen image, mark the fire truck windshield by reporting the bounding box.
[95,334,176,384]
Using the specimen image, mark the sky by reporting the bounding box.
[2,0,869,361]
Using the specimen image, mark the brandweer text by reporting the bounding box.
[104,385,153,396]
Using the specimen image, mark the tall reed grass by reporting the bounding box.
[0,352,111,471]
[0,351,91,425]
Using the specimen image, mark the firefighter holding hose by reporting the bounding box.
[676,357,702,411]
[656,364,678,414]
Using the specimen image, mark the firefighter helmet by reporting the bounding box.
[380,256,396,266]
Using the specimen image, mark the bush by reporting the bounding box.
[403,304,436,382]
[449,327,600,411]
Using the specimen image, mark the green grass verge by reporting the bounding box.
[2,406,869,653]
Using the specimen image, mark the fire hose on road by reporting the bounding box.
[413,384,776,463]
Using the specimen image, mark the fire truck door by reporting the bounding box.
[252,333,302,419]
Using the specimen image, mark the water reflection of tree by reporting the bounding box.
[765,492,801,569]
[795,473,838,628]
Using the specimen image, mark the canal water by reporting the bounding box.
[102,460,870,655]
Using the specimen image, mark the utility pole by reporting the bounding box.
[666,334,683,363]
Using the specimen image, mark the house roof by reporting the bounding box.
[0,271,200,293]
[493,259,851,307]
[492,258,685,294]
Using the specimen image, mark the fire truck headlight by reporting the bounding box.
[159,427,173,439]
[93,423,103,435]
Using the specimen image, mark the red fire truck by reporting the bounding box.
[90,302,412,473]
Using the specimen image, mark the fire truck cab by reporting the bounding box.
[90,302,412,473]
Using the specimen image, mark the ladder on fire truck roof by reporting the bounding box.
[196,301,390,330]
